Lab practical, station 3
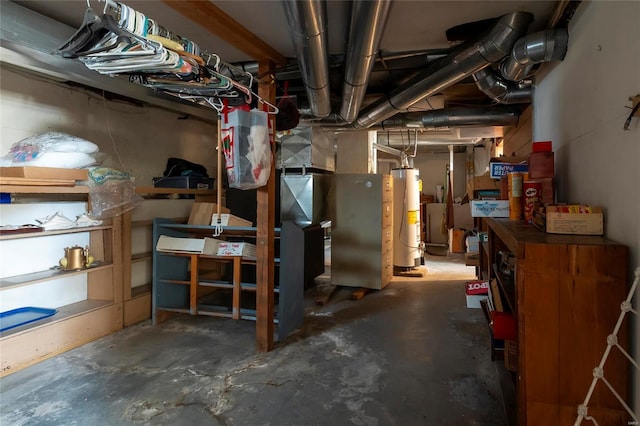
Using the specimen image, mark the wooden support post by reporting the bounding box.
[256,60,276,351]
[121,211,133,301]
[232,256,241,320]
[189,254,198,315]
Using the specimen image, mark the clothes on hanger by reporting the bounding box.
[55,0,278,115]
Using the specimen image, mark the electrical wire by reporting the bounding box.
[623,102,640,131]
[102,90,126,171]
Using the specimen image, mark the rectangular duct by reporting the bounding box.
[280,173,332,226]
[277,127,336,172]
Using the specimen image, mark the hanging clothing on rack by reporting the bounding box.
[55,0,278,115]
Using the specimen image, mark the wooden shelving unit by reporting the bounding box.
[0,185,123,376]
[152,219,303,342]
[121,189,203,327]
[0,185,89,194]
[479,218,630,426]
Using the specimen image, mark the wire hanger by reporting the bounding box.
[252,88,279,115]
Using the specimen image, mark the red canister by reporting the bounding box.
[523,180,542,223]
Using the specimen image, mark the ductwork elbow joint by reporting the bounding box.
[479,11,534,63]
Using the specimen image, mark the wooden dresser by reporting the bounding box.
[479,218,630,425]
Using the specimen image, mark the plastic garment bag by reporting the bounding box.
[221,106,271,190]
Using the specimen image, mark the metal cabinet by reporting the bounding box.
[331,174,393,289]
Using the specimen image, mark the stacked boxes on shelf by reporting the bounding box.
[470,141,557,221]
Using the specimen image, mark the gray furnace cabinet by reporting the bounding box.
[331,174,393,289]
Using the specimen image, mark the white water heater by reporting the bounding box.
[391,167,422,269]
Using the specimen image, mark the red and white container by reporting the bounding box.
[523,180,542,223]
[465,280,489,308]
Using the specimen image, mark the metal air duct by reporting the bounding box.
[354,11,533,129]
[472,68,533,104]
[282,0,331,118]
[500,28,569,81]
[339,0,392,123]
[378,106,522,129]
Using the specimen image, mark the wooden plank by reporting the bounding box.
[189,255,198,315]
[0,176,76,186]
[546,0,572,28]
[110,215,123,304]
[154,309,177,325]
[315,284,337,305]
[490,279,504,312]
[502,104,532,157]
[87,267,114,301]
[123,293,151,326]
[560,244,628,409]
[256,60,276,352]
[0,264,112,290]
[162,1,286,65]
[187,202,229,225]
[485,218,621,259]
[519,245,562,405]
[351,288,371,300]
[0,301,120,376]
[0,184,89,193]
[131,252,152,263]
[464,252,480,266]
[0,166,88,180]
[122,211,133,300]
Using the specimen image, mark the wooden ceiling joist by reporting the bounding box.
[162,0,286,66]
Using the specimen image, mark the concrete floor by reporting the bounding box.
[0,254,508,426]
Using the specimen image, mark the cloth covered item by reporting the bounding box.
[163,157,209,177]
[275,97,300,131]
[12,151,97,169]
[1,132,100,168]
[36,211,76,230]
[275,81,299,131]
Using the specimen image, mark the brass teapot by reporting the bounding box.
[59,246,93,270]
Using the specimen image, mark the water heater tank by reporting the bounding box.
[391,168,422,269]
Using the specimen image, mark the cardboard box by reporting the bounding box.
[156,236,229,256]
[211,213,253,227]
[156,235,206,254]
[532,206,603,235]
[465,280,489,309]
[188,203,230,225]
[0,166,88,181]
[216,242,257,259]
[500,176,508,200]
[449,228,466,253]
[532,141,552,152]
[473,175,500,190]
[470,200,510,217]
[528,151,554,179]
[489,162,528,179]
[538,177,555,204]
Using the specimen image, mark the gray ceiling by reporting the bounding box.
[13,0,556,62]
[9,0,563,147]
